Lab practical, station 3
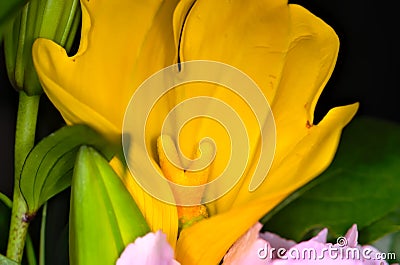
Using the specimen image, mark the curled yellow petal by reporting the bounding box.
[33,0,181,248]
[174,2,359,264]
[33,0,180,140]
[176,103,358,265]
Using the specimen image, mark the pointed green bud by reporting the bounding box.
[70,146,150,265]
[3,0,81,95]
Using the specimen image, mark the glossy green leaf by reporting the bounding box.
[19,125,115,215]
[262,117,400,244]
[359,209,400,244]
[70,146,150,265]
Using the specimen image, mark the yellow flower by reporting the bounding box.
[32,0,358,264]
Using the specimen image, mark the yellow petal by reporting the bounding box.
[176,2,356,215]
[270,4,342,164]
[174,0,290,216]
[232,4,353,206]
[33,0,181,246]
[109,157,178,249]
[176,103,358,265]
[33,0,180,140]
[157,135,209,228]
[172,0,197,62]
[176,195,282,264]
[174,2,359,264]
[179,0,290,102]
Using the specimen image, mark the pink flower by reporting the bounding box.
[116,230,180,265]
[223,223,398,265]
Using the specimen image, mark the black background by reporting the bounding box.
[1,0,399,201]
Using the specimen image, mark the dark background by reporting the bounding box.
[294,0,399,123]
[0,0,398,209]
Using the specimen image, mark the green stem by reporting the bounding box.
[25,233,38,265]
[39,203,47,265]
[0,192,12,208]
[6,91,40,263]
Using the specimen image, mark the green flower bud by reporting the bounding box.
[3,0,81,95]
[70,146,150,265]
[0,0,27,33]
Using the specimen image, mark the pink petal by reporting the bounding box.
[116,230,179,265]
[223,222,272,265]
[310,228,328,244]
[223,224,397,265]
[272,240,364,265]
[361,245,389,265]
[260,231,297,253]
[345,224,359,248]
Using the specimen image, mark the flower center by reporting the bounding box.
[157,135,210,232]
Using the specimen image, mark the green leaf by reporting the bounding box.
[19,125,115,215]
[0,193,12,209]
[0,254,19,265]
[69,146,150,265]
[359,208,400,244]
[262,117,400,244]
